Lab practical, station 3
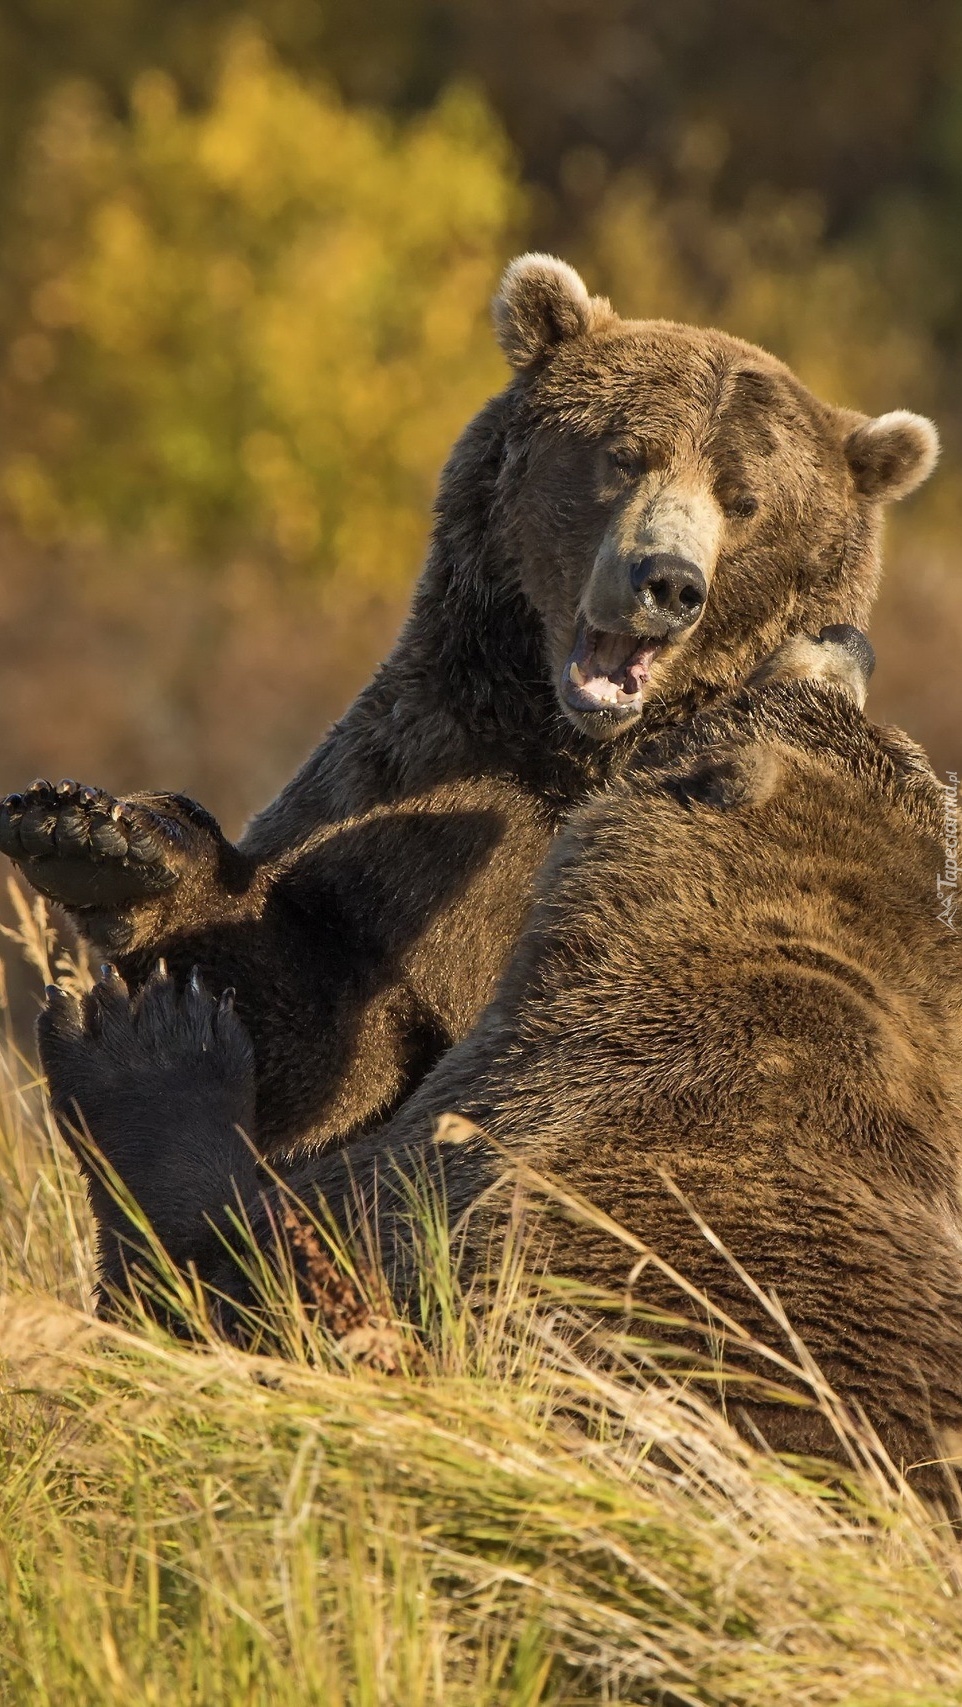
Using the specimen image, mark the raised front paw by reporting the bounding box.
[0,779,181,911]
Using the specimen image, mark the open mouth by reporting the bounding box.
[561,616,668,722]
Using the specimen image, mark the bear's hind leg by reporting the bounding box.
[39,963,259,1304]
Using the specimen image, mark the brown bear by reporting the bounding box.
[40,628,962,1489]
[2,255,939,1160]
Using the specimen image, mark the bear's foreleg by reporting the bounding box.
[0,780,253,955]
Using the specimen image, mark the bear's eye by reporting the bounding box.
[724,493,758,520]
[605,443,652,478]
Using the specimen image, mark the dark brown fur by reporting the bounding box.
[39,637,962,1489]
[333,669,962,1485]
[12,256,938,1160]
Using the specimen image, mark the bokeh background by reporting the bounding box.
[0,0,960,836]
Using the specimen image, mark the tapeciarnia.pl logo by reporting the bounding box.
[938,770,959,929]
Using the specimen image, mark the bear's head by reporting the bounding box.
[492,254,939,742]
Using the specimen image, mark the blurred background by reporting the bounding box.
[0,0,960,839]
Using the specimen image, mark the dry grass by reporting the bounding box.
[2,919,962,1702]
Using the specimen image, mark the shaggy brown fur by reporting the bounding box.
[39,632,962,1488]
[349,641,962,1484]
[9,254,939,1159]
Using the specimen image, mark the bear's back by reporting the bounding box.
[486,685,962,1191]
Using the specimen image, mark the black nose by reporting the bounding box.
[629,554,707,630]
[816,623,876,683]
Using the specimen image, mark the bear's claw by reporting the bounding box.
[40,961,254,1119]
[38,961,257,1235]
[0,778,180,910]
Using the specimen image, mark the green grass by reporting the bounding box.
[3,907,962,1703]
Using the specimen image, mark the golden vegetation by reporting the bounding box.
[1,32,514,580]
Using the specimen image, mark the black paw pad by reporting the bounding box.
[0,779,180,911]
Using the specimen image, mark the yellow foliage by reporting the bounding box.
[0,30,519,581]
[585,168,939,422]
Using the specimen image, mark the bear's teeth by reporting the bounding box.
[562,622,665,712]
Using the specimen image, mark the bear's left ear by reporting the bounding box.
[493,253,607,370]
[668,744,783,812]
[844,410,940,502]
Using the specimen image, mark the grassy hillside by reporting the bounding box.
[2,903,962,1704]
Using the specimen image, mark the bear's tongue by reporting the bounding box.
[565,624,663,707]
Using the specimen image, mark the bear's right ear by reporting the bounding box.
[493,254,604,370]
[844,410,940,502]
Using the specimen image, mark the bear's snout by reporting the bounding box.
[629,554,707,633]
[581,477,722,642]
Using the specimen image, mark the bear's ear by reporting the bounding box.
[668,744,783,812]
[493,253,604,370]
[844,410,940,502]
